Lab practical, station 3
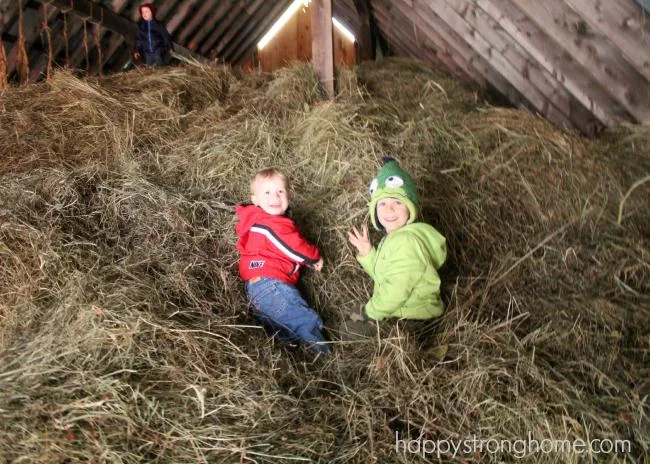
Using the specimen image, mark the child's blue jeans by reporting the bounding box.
[245,277,330,354]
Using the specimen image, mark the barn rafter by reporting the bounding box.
[1,0,649,135]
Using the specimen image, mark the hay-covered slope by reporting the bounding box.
[0,59,648,463]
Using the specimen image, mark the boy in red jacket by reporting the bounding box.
[235,168,330,354]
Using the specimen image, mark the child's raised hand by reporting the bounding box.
[348,224,372,257]
[313,258,324,272]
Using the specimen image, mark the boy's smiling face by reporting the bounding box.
[376,197,410,233]
[251,174,289,216]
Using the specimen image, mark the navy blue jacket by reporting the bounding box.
[136,20,172,55]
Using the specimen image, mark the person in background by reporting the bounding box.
[235,168,331,355]
[133,3,172,67]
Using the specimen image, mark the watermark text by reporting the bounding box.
[395,432,631,459]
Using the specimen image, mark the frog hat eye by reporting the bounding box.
[385,176,404,188]
[369,178,379,195]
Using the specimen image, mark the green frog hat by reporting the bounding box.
[368,157,418,230]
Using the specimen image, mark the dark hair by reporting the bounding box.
[138,3,156,18]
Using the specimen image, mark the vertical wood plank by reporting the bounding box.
[297,3,311,62]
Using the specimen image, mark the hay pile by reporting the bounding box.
[0,58,648,463]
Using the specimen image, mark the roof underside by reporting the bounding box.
[1,0,649,135]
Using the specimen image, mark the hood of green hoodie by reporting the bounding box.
[391,223,447,269]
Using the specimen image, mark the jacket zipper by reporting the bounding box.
[147,22,152,52]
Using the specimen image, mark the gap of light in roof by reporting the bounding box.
[332,17,355,43]
[258,0,356,50]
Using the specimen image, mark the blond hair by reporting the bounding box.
[250,168,291,195]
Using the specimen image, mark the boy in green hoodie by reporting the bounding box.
[344,157,447,337]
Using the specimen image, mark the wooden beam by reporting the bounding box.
[30,13,82,79]
[420,0,602,133]
[563,0,650,82]
[352,0,373,61]
[38,0,207,64]
[404,1,509,90]
[1,1,20,30]
[107,41,132,72]
[46,0,136,38]
[382,0,526,106]
[332,0,361,38]
[220,0,279,62]
[373,4,450,71]
[91,0,130,75]
[509,0,650,123]
[198,2,250,56]
[232,0,294,66]
[637,0,650,13]
[6,4,55,77]
[165,0,202,36]
[188,0,230,50]
[312,0,335,98]
[477,0,633,126]
[444,0,602,134]
[100,30,125,69]
[101,0,178,72]
[212,0,266,60]
[383,0,481,83]
[175,0,221,46]
[408,0,579,130]
[48,0,132,77]
[33,0,128,79]
[382,0,485,83]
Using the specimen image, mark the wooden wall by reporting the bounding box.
[256,2,355,72]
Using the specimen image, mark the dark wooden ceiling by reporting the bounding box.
[1,0,650,135]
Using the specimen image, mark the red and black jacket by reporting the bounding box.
[235,205,320,285]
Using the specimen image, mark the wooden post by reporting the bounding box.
[311,0,334,99]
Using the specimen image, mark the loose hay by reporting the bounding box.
[0,59,648,463]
